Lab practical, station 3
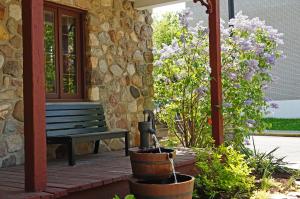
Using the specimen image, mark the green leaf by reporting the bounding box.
[124,195,135,199]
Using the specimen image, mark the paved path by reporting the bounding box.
[249,136,300,170]
[263,130,300,137]
[265,130,300,134]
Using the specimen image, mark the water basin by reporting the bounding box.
[129,148,176,180]
[129,174,195,199]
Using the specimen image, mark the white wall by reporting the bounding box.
[266,100,300,118]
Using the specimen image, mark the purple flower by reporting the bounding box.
[228,73,237,80]
[270,103,279,109]
[154,60,163,67]
[165,78,171,84]
[244,71,255,81]
[254,44,265,55]
[262,84,268,90]
[245,59,259,69]
[234,84,241,89]
[239,39,252,51]
[223,103,232,108]
[278,51,287,60]
[175,59,185,66]
[264,97,272,102]
[264,53,276,64]
[246,119,256,128]
[221,45,229,52]
[246,119,256,125]
[244,99,253,105]
[180,34,186,44]
[171,39,180,52]
[179,9,193,28]
[194,86,208,96]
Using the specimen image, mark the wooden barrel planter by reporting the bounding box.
[129,174,195,199]
[129,148,176,180]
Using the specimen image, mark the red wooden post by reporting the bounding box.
[194,0,224,146]
[208,0,224,146]
[22,0,47,192]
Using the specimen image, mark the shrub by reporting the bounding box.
[194,146,255,199]
[241,145,288,179]
[153,10,285,147]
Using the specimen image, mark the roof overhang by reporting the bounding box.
[132,0,190,10]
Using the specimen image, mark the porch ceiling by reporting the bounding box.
[133,0,190,10]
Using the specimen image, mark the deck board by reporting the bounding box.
[0,149,195,199]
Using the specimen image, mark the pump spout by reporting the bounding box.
[149,128,156,135]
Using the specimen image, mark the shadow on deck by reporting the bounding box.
[0,149,196,199]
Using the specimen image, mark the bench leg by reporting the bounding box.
[67,140,76,166]
[125,132,129,156]
[94,140,100,154]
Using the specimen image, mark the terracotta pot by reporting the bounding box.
[129,174,195,199]
[129,148,176,180]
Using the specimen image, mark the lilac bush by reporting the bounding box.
[154,11,284,147]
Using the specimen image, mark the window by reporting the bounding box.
[44,2,86,100]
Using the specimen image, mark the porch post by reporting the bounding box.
[22,0,47,192]
[194,0,224,146]
[209,0,224,146]
[228,0,235,20]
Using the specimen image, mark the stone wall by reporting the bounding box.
[0,0,24,168]
[0,0,154,167]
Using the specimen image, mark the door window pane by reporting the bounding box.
[62,15,77,95]
[44,10,57,94]
[44,2,84,100]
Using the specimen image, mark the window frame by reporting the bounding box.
[44,1,87,101]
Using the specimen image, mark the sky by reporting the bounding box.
[152,2,186,19]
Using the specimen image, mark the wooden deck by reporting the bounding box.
[0,149,196,199]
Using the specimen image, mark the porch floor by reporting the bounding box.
[0,148,196,199]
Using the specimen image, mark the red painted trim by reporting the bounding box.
[22,0,47,192]
[208,0,224,146]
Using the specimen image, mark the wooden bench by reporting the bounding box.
[46,103,129,166]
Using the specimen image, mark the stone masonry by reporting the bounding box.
[0,0,154,167]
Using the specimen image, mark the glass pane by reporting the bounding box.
[44,10,57,94]
[62,15,77,95]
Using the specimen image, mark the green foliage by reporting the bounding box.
[260,177,278,191]
[250,190,270,199]
[241,145,288,180]
[113,195,135,199]
[152,13,180,49]
[160,135,181,148]
[194,146,255,199]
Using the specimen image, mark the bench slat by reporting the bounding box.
[46,104,103,111]
[46,115,105,124]
[47,127,108,137]
[46,120,106,131]
[46,109,104,117]
[70,131,128,141]
[70,129,128,138]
